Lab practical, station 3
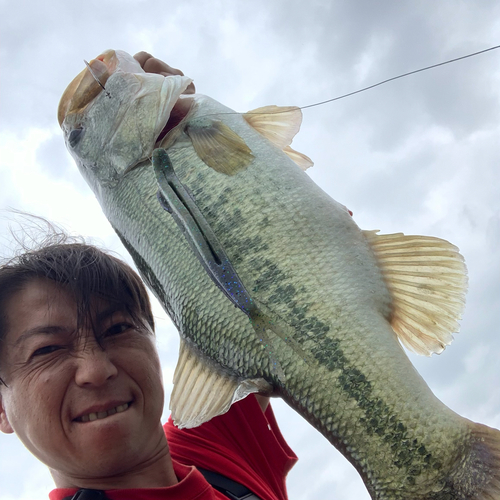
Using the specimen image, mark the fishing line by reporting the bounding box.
[201,43,500,117]
[298,43,500,111]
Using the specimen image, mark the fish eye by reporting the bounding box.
[68,127,84,148]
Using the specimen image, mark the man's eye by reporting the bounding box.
[105,323,134,336]
[32,345,62,357]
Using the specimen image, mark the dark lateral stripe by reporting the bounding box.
[311,336,440,485]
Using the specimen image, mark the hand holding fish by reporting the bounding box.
[133,51,196,94]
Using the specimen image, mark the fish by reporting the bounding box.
[58,49,500,499]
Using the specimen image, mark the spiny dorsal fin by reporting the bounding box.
[244,105,302,148]
[244,105,313,170]
[363,230,468,356]
[170,339,272,428]
[185,118,254,175]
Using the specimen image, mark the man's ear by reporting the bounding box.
[0,393,14,434]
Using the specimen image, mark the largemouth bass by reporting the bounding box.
[58,49,500,499]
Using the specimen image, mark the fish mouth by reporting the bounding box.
[59,48,193,154]
[58,49,146,127]
[58,51,115,127]
[155,96,194,146]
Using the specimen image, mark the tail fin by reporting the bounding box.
[443,422,500,499]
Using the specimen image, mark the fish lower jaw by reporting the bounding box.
[75,402,131,423]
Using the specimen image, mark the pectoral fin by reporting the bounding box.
[363,230,468,356]
[244,105,313,170]
[170,339,272,429]
[186,119,254,175]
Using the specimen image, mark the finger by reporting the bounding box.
[133,51,154,69]
[133,52,195,93]
[144,57,184,77]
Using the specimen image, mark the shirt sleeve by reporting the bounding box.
[164,395,298,500]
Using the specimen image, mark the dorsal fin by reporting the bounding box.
[170,339,272,428]
[186,118,254,175]
[244,105,313,170]
[363,230,468,356]
[283,146,314,171]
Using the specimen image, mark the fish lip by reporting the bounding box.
[58,49,136,128]
[72,400,133,421]
[58,58,112,127]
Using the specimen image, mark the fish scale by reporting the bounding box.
[126,111,469,497]
[59,49,500,499]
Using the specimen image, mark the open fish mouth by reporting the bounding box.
[57,50,194,172]
[154,96,193,146]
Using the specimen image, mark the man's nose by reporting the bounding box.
[74,345,118,387]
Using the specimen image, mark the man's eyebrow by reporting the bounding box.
[95,305,130,324]
[13,308,132,347]
[14,326,71,348]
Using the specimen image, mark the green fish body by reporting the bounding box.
[59,50,500,499]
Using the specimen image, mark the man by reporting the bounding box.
[0,237,296,500]
[0,55,296,500]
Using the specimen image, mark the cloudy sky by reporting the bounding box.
[1,1,499,499]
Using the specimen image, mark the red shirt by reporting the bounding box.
[50,395,297,500]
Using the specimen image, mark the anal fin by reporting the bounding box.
[170,339,272,429]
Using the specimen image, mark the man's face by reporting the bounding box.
[0,278,166,482]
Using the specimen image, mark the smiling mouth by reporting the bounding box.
[75,402,131,423]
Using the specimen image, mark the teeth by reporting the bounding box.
[116,404,128,413]
[77,403,130,422]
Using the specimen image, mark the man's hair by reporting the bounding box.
[0,232,155,385]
